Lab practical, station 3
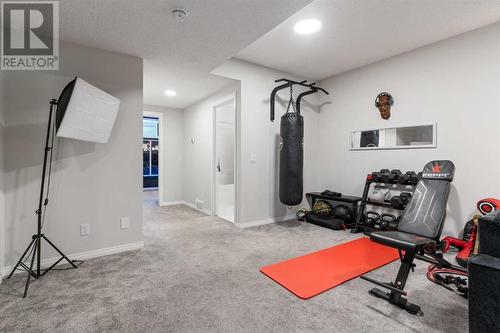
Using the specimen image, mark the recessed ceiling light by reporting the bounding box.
[164,89,176,97]
[294,19,322,35]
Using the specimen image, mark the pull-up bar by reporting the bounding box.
[270,78,329,121]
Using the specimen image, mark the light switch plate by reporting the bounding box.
[250,154,257,163]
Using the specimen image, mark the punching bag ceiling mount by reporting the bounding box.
[270,78,329,206]
[270,78,328,122]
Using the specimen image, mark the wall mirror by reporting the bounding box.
[350,123,436,150]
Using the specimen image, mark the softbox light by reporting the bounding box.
[8,77,121,298]
[56,77,121,143]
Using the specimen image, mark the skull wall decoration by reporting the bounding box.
[375,92,394,120]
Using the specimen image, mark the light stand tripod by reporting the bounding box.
[7,99,77,298]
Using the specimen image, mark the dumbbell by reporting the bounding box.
[390,192,412,209]
[321,190,342,197]
[379,213,397,230]
[381,169,402,183]
[364,211,380,227]
[372,169,388,183]
[379,169,391,183]
[371,171,382,182]
[391,170,403,183]
[401,192,412,203]
[398,171,419,185]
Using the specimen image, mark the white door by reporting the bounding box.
[214,96,236,222]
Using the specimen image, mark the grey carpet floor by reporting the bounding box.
[0,192,468,332]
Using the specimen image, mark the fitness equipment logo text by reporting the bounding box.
[1,1,59,70]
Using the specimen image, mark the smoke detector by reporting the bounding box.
[171,8,188,22]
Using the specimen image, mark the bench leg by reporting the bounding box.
[363,250,423,316]
[369,287,423,316]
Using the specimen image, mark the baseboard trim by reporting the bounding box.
[182,201,213,216]
[159,201,184,206]
[236,214,296,229]
[159,200,212,216]
[2,241,145,277]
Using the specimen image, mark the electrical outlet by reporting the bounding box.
[120,217,130,229]
[80,224,90,236]
[195,199,204,210]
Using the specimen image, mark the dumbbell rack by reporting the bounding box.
[352,173,418,235]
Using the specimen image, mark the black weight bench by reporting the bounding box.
[361,160,458,316]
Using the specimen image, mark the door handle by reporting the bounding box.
[217,159,221,173]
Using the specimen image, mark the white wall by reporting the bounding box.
[316,23,500,236]
[143,105,184,204]
[1,41,144,269]
[182,83,240,215]
[213,60,321,225]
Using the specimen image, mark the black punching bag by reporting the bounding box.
[279,112,304,206]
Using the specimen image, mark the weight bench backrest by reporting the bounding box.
[397,160,455,241]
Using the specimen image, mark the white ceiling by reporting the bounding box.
[59,0,311,109]
[237,0,500,81]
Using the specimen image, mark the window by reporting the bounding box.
[143,117,159,139]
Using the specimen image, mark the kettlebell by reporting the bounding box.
[364,211,380,227]
[379,213,397,230]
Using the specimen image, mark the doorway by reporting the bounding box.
[213,94,236,223]
[143,112,163,204]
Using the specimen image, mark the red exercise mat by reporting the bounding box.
[260,237,399,299]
